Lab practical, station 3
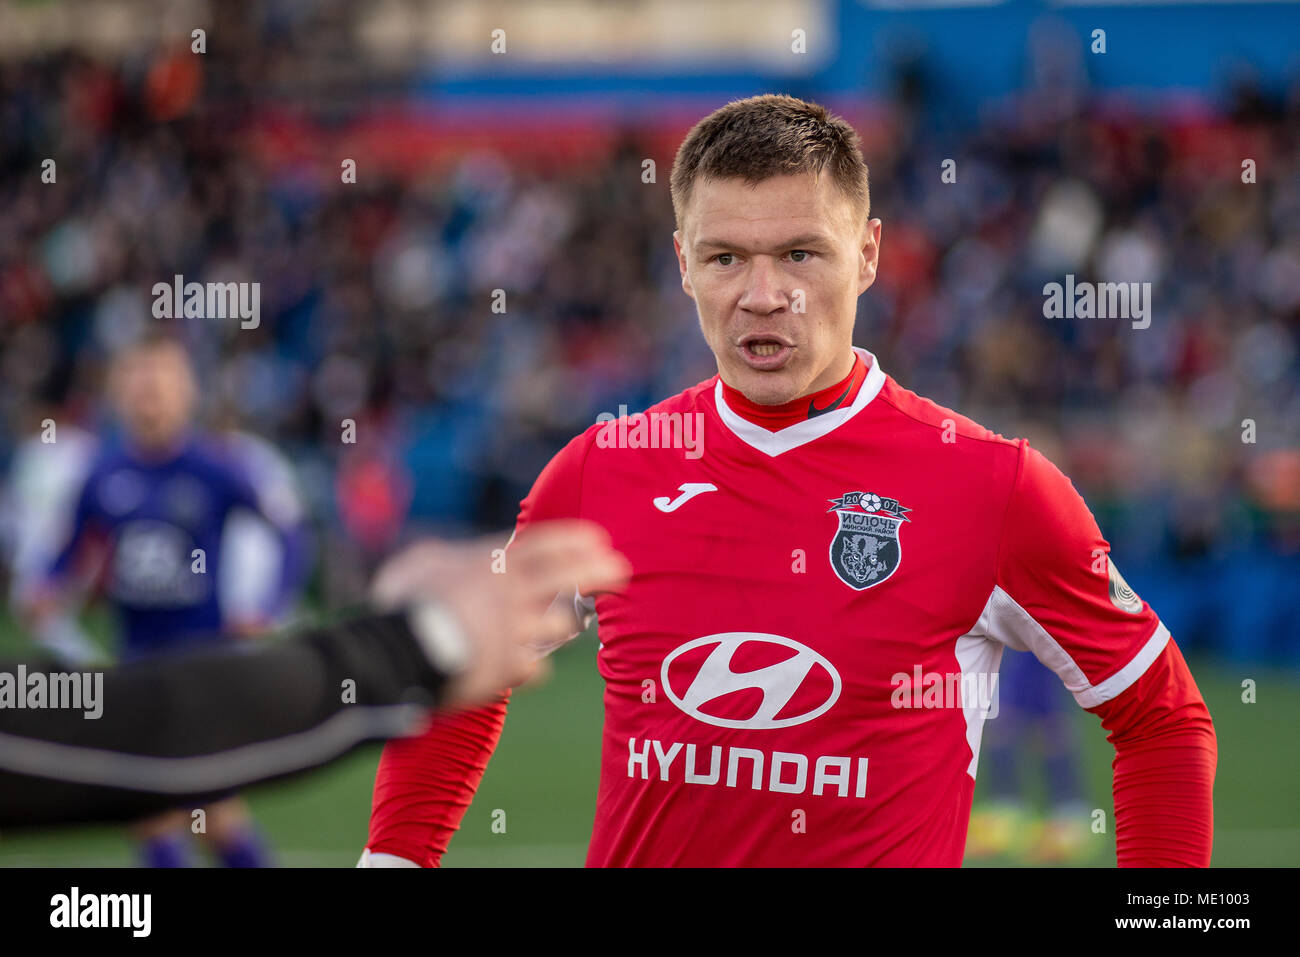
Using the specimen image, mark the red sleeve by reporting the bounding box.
[991,442,1168,696]
[365,429,593,865]
[987,441,1215,866]
[1089,639,1217,867]
[513,426,593,531]
[366,698,509,866]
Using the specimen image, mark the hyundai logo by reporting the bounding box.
[661,633,841,729]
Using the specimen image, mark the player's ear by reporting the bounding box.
[858,218,882,296]
[673,230,696,300]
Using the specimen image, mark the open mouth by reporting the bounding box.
[739,336,795,369]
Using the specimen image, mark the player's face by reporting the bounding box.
[674,171,882,405]
[113,345,196,449]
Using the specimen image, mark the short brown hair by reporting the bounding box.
[669,94,870,231]
[118,327,188,361]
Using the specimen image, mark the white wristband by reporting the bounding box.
[406,602,473,679]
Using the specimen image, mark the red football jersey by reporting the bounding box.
[515,348,1172,867]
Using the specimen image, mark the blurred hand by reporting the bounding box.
[370,520,630,707]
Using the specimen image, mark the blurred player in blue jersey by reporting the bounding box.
[22,331,310,867]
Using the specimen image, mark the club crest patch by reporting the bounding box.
[827,491,912,591]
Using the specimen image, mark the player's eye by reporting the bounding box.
[788,250,813,263]
[711,253,735,266]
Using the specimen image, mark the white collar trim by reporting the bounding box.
[713,347,886,457]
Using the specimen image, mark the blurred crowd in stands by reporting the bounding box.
[2,32,1298,663]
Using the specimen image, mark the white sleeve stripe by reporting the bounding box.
[980,585,1170,709]
[1082,621,1170,709]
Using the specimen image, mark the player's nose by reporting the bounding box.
[736,256,789,315]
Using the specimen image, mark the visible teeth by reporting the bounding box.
[750,342,781,357]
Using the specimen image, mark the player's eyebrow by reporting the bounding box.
[694,232,834,254]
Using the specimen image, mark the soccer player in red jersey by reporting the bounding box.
[359,94,1217,868]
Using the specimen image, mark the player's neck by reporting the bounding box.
[720,351,868,433]
[126,429,192,464]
